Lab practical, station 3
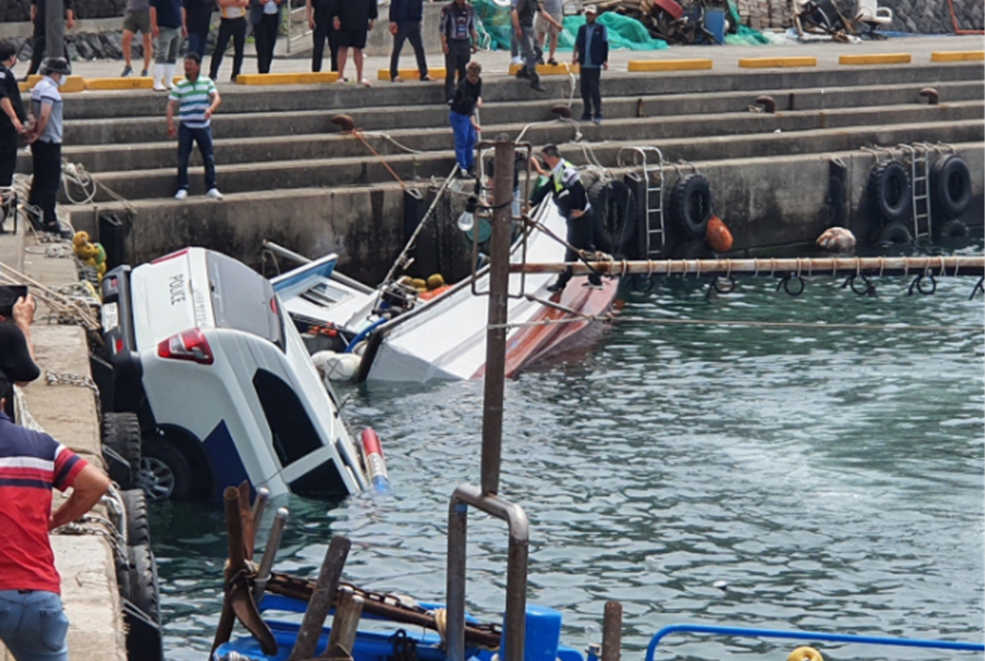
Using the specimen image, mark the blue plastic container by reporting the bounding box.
[501,605,562,661]
[704,8,725,44]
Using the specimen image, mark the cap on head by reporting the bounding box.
[40,57,71,76]
[585,5,598,14]
[541,144,561,159]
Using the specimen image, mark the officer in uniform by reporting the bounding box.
[27,57,71,237]
[0,41,28,193]
[530,144,602,293]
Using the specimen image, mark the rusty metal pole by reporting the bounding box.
[210,486,248,657]
[44,0,65,67]
[480,135,516,497]
[601,601,622,661]
[289,536,352,660]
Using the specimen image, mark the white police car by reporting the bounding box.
[100,247,371,501]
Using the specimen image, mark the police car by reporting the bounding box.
[100,247,371,501]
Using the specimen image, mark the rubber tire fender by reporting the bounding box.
[876,221,913,246]
[930,154,973,220]
[588,180,639,257]
[867,160,912,224]
[126,543,162,625]
[120,488,151,547]
[102,412,141,489]
[934,218,969,240]
[669,174,713,240]
[139,438,193,501]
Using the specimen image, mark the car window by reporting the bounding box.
[253,369,325,467]
[207,252,285,351]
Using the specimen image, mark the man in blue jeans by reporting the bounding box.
[0,371,111,661]
[167,52,224,200]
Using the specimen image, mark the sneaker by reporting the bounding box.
[546,281,565,293]
[593,117,602,125]
[153,82,167,92]
[43,223,73,240]
[511,56,524,65]
[141,69,149,77]
[121,65,133,77]
[579,114,592,122]
[206,188,224,200]
[230,74,238,83]
[547,58,558,66]
[174,189,189,200]
[531,83,547,92]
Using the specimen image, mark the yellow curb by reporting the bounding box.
[839,53,911,65]
[235,72,340,85]
[628,59,713,72]
[377,68,447,81]
[85,77,154,90]
[738,56,817,68]
[19,75,86,93]
[931,50,985,62]
[508,63,580,75]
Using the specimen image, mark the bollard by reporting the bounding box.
[254,507,289,601]
[325,586,364,659]
[289,536,352,660]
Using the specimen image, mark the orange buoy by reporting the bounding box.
[787,646,824,661]
[705,214,734,252]
[419,284,452,301]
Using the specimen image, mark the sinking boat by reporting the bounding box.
[270,201,619,384]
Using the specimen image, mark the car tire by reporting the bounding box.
[102,413,141,490]
[138,438,193,502]
[120,488,151,547]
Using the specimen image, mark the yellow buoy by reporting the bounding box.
[787,646,824,661]
[426,274,445,290]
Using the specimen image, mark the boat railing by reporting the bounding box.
[643,623,985,661]
[446,483,529,661]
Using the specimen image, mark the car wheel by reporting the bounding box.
[138,439,192,501]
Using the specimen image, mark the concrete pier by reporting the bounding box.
[0,224,127,660]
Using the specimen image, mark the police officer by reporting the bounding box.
[0,41,28,193]
[27,57,71,238]
[530,144,602,293]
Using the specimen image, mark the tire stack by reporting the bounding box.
[102,413,164,661]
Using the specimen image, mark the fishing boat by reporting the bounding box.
[269,192,619,384]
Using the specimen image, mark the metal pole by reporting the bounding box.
[44,0,65,67]
[602,601,622,661]
[481,135,516,497]
[253,507,289,601]
[509,256,985,277]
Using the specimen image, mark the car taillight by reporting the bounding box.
[158,329,214,365]
[151,248,190,264]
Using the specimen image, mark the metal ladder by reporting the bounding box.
[617,146,666,257]
[900,143,932,238]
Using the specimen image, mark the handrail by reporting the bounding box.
[644,623,985,661]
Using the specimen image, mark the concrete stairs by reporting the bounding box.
[45,61,984,279]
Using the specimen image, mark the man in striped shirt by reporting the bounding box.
[166,52,223,201]
[0,371,110,661]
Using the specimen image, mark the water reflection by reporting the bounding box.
[154,241,984,661]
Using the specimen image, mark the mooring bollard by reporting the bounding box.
[602,601,622,661]
[324,586,364,660]
[254,507,289,601]
[289,536,352,660]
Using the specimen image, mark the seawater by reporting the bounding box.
[152,243,985,661]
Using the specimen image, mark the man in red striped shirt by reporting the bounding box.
[0,372,110,661]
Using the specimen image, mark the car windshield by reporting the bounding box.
[206,252,285,351]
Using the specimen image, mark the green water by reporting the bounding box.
[151,242,985,660]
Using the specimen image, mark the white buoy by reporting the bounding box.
[311,350,361,382]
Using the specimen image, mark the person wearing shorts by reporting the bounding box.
[533,0,562,66]
[121,0,153,77]
[330,0,377,86]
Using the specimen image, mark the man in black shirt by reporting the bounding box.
[512,0,547,92]
[183,0,214,59]
[440,0,477,104]
[330,0,377,86]
[0,292,40,418]
[0,42,28,192]
[448,61,482,178]
[26,0,75,78]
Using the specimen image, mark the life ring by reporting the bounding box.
[669,174,713,239]
[876,221,913,246]
[930,154,973,220]
[787,646,824,661]
[867,160,912,224]
[935,218,969,240]
[588,180,639,258]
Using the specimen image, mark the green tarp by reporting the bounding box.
[472,0,669,52]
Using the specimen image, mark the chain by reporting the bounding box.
[45,371,101,413]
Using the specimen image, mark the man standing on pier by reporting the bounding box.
[25,0,75,79]
[573,6,608,124]
[0,370,110,661]
[168,52,223,201]
[0,42,28,192]
[27,57,72,238]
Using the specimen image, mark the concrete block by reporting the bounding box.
[19,75,86,93]
[739,56,817,68]
[85,76,153,90]
[839,53,912,65]
[377,67,447,81]
[236,71,340,85]
[628,59,714,72]
[931,50,985,62]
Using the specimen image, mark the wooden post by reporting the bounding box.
[321,586,364,660]
[210,486,249,657]
[289,536,352,660]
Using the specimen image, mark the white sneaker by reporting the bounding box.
[174,189,188,200]
[153,82,167,92]
[206,188,224,200]
[511,56,524,65]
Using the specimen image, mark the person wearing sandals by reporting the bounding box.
[329,0,377,86]
[440,0,478,104]
[534,0,563,66]
[388,0,431,83]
